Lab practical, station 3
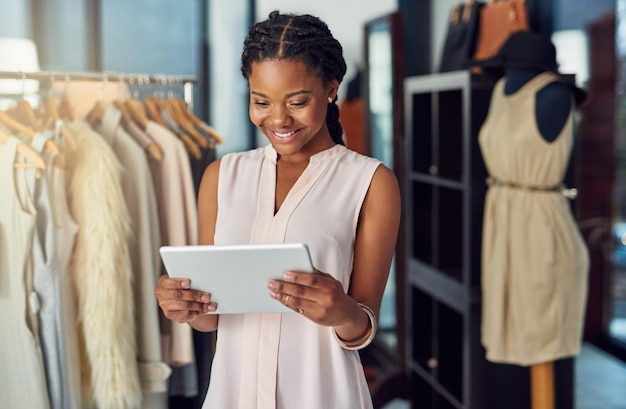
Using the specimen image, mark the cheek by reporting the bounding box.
[249,106,264,127]
[309,106,327,127]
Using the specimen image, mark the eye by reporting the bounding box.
[289,100,309,108]
[253,100,270,108]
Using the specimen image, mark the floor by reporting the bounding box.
[575,343,626,409]
[380,343,626,409]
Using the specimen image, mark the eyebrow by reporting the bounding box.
[250,90,312,98]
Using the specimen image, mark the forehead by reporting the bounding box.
[248,59,324,91]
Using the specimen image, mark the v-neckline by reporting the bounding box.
[260,143,342,218]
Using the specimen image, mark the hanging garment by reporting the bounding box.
[479,72,589,366]
[205,144,379,409]
[144,120,198,399]
[65,119,141,408]
[95,104,171,409]
[0,137,51,409]
[27,132,76,409]
[47,126,81,409]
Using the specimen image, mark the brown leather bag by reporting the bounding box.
[472,0,530,68]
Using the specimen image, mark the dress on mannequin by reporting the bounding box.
[479,67,589,409]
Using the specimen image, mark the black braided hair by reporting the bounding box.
[241,10,347,145]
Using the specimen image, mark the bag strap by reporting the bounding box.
[450,4,461,25]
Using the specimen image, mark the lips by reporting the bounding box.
[272,129,298,139]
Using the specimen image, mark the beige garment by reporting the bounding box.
[0,137,51,408]
[479,73,589,366]
[205,144,379,409]
[144,120,197,366]
[65,120,141,408]
[96,105,171,407]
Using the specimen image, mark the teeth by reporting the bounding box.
[274,130,296,138]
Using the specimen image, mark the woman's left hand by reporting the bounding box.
[267,269,356,327]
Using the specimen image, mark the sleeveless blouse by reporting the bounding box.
[479,73,589,366]
[204,144,381,409]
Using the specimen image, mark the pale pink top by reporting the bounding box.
[204,144,381,409]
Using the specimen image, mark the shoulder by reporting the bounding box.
[370,163,400,198]
[220,146,266,167]
[336,145,382,169]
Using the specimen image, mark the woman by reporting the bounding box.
[155,10,401,409]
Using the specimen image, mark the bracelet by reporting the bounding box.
[332,303,377,350]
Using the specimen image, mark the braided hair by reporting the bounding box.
[241,10,347,145]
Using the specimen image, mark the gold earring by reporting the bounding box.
[328,96,333,103]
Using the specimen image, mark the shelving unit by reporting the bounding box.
[402,71,555,409]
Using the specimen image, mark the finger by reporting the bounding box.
[158,274,191,290]
[160,298,214,314]
[163,309,206,324]
[282,270,333,288]
[280,293,314,317]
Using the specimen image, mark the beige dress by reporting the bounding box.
[204,144,380,409]
[479,72,589,366]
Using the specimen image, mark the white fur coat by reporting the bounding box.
[65,120,141,409]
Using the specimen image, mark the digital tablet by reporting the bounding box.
[159,243,314,314]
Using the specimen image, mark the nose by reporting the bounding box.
[269,104,290,128]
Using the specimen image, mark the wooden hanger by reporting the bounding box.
[44,98,77,151]
[171,98,223,144]
[0,110,37,138]
[125,99,149,130]
[146,97,202,158]
[0,126,46,170]
[143,97,169,128]
[16,100,42,132]
[86,99,107,128]
[113,100,163,161]
[164,99,210,149]
[58,95,74,122]
[113,100,132,128]
[179,132,202,160]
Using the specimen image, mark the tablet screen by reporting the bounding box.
[159,243,314,314]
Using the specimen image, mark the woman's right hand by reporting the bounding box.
[154,274,217,325]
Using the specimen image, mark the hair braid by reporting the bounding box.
[242,11,347,145]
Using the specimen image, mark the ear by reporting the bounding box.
[327,79,340,101]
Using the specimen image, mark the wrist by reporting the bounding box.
[332,303,377,350]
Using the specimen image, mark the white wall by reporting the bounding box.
[431,0,459,73]
[256,0,398,100]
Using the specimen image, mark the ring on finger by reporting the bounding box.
[284,294,291,305]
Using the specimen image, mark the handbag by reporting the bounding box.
[439,1,485,72]
[472,0,529,67]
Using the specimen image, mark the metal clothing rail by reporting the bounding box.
[0,70,196,84]
[0,70,197,109]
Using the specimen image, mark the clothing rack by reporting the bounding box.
[0,70,197,108]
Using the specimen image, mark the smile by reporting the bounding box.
[272,129,298,139]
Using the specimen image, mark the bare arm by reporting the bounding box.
[335,164,401,341]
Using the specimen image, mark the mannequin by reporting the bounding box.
[475,32,589,409]
[504,67,572,143]
[504,66,576,409]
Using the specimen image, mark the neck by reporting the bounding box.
[504,68,545,95]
